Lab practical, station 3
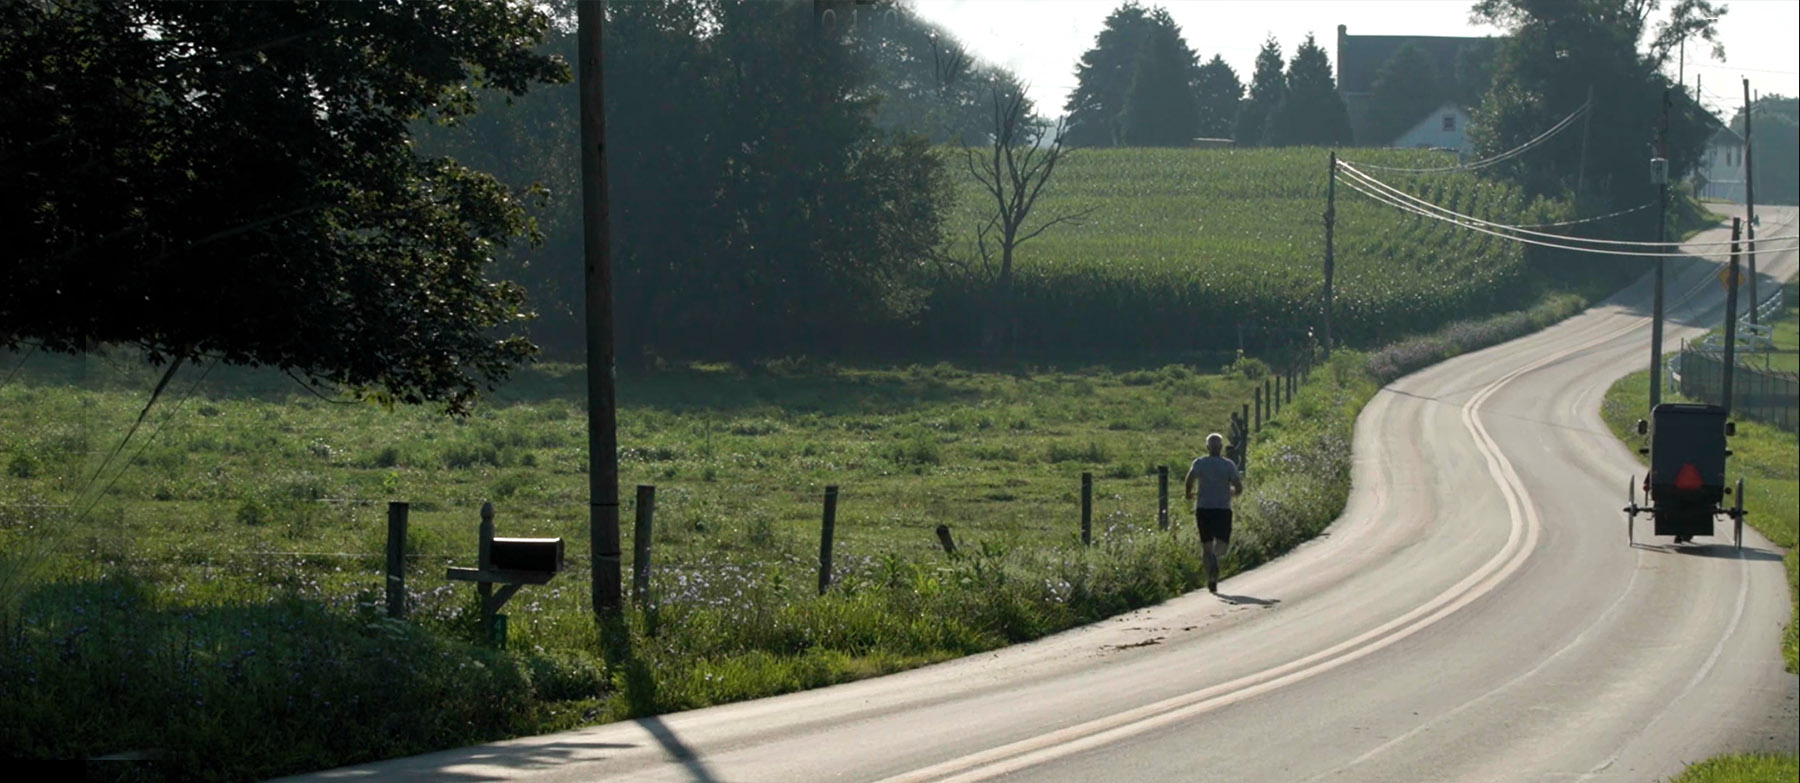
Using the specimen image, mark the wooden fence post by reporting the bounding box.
[1080,472,1093,545]
[935,523,956,554]
[478,501,495,643]
[633,485,654,609]
[386,501,409,619]
[1254,387,1263,432]
[1157,465,1169,530]
[818,485,838,595]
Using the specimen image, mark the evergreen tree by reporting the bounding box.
[1063,4,1197,147]
[1366,42,1445,145]
[1121,26,1200,146]
[1064,3,1155,146]
[1264,33,1352,147]
[1234,37,1285,146]
[1193,55,1244,139]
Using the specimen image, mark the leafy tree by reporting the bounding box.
[1064,3,1197,147]
[851,5,1026,145]
[1733,95,1800,205]
[1121,26,1201,146]
[1235,37,1285,146]
[0,0,566,413]
[415,0,954,363]
[1265,33,1353,147]
[1453,40,1500,108]
[1193,55,1245,139]
[1468,0,1723,208]
[1366,42,1446,145]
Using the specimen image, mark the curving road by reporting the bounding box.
[286,208,1798,783]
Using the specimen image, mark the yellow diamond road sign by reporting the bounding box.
[1718,266,1741,291]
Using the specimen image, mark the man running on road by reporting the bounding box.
[1186,432,1243,594]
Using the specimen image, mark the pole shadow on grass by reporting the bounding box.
[602,615,722,783]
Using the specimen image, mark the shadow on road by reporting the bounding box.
[637,715,722,783]
[1216,593,1280,607]
[1629,541,1784,562]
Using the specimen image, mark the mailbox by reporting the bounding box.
[490,537,563,574]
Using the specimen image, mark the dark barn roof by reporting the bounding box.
[1335,24,1496,95]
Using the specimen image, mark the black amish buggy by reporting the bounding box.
[1622,402,1746,549]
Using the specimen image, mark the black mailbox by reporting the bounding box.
[490,537,564,574]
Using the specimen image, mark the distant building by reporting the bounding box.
[1696,125,1745,202]
[1336,24,1497,146]
[1390,102,1472,152]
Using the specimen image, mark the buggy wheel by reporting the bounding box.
[1732,478,1745,551]
[1626,475,1637,545]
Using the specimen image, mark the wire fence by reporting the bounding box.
[1676,345,1799,431]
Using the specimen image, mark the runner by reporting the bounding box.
[1185,432,1243,594]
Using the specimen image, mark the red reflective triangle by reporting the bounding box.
[1675,463,1704,491]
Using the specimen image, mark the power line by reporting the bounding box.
[1336,168,1797,259]
[1336,161,1799,251]
[1341,99,1590,174]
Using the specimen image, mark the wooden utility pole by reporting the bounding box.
[578,0,622,620]
[1722,218,1742,415]
[1323,151,1337,358]
[1576,85,1594,196]
[1649,89,1671,411]
[1743,79,1759,326]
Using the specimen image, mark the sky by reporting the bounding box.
[908,0,1800,121]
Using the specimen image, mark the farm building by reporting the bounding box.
[1335,24,1496,147]
[1696,125,1745,203]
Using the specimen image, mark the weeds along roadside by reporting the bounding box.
[0,293,1597,780]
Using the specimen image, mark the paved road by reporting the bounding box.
[285,208,1798,783]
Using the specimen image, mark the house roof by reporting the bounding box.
[1335,25,1497,95]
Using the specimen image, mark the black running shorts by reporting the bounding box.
[1195,508,1233,544]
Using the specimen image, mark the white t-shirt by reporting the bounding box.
[1187,455,1241,510]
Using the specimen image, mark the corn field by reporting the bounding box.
[934,147,1564,355]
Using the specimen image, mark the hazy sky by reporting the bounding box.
[908,0,1800,120]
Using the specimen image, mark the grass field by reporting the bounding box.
[934,147,1570,355]
[0,346,1372,779]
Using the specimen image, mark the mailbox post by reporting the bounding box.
[447,502,565,647]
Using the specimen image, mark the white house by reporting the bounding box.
[1390,102,1471,152]
[1697,125,1745,202]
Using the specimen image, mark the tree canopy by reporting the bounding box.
[1064,3,1199,147]
[1121,25,1201,146]
[414,0,955,364]
[851,5,1029,145]
[1264,34,1353,147]
[1193,55,1244,140]
[1733,94,1800,206]
[1467,0,1723,207]
[1,0,567,412]
[1234,37,1286,146]
[1366,42,1446,145]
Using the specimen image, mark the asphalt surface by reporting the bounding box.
[281,207,1798,783]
